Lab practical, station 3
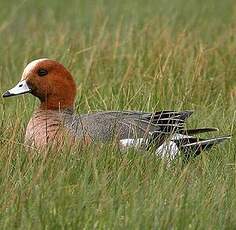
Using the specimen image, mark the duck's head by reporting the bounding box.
[3,58,77,110]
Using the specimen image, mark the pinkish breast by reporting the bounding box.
[25,109,63,149]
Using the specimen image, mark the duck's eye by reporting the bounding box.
[37,69,48,77]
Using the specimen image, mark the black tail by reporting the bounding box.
[179,127,219,135]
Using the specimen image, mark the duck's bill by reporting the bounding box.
[2,80,31,97]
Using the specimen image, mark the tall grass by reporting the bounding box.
[0,0,235,229]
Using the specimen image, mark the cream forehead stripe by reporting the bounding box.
[21,58,49,79]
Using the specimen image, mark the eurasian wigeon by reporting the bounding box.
[3,58,231,159]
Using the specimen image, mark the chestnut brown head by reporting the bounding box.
[3,59,77,110]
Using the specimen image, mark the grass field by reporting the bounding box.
[0,0,236,229]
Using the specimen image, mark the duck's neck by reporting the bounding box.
[39,101,74,111]
[38,92,75,111]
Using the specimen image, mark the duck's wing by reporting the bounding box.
[95,110,193,133]
[111,110,193,148]
[136,110,193,133]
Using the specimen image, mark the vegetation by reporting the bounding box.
[0,0,235,229]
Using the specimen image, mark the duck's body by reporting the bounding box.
[25,108,190,150]
[3,58,231,159]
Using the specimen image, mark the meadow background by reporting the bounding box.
[0,0,236,229]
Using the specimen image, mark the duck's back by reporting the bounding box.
[63,110,190,143]
[64,111,151,142]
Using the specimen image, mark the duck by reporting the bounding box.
[2,58,231,159]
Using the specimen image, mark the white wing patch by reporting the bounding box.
[155,141,179,160]
[119,136,180,160]
[119,138,144,149]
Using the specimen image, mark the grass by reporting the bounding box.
[0,0,236,229]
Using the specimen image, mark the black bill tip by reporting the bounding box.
[2,91,13,98]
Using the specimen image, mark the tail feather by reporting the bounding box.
[174,136,231,157]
